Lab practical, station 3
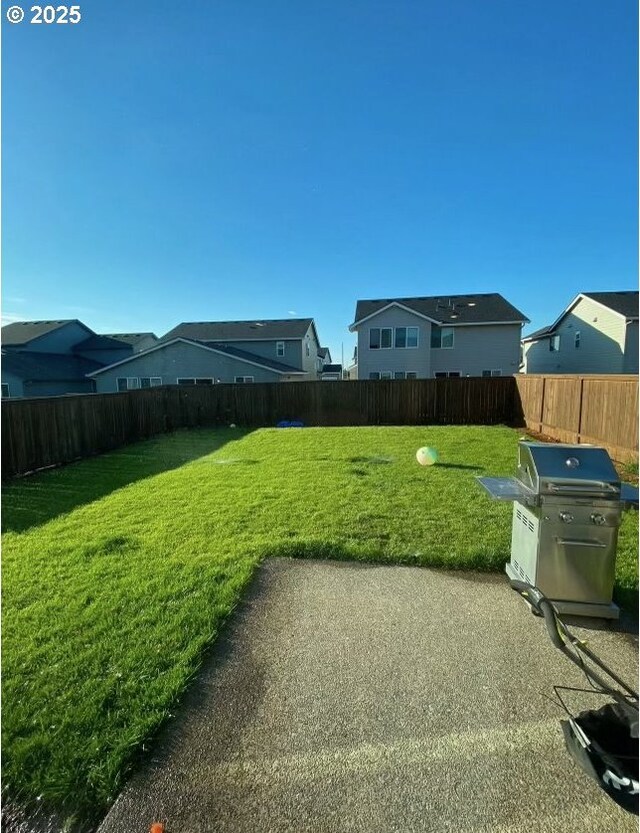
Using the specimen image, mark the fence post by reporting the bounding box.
[538,376,546,433]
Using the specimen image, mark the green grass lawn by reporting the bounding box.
[2,425,638,827]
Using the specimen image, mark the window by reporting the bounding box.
[305,342,310,357]
[395,327,419,348]
[434,371,460,378]
[381,371,392,380]
[394,371,405,379]
[177,378,214,385]
[406,372,417,379]
[481,370,502,377]
[117,377,139,391]
[140,377,162,388]
[369,327,392,349]
[369,372,380,380]
[574,332,581,349]
[549,335,561,352]
[276,341,285,357]
[234,376,254,383]
[430,326,454,349]
[1,383,9,398]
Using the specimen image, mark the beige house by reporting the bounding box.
[521,292,638,375]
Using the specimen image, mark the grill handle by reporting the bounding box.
[555,538,607,548]
[547,481,619,495]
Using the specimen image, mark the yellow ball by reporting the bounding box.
[416,447,439,466]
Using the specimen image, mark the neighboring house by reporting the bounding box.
[1,319,134,397]
[349,293,528,380]
[321,364,343,380]
[2,351,102,398]
[521,292,639,375]
[88,319,324,392]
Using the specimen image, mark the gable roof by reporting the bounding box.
[1,319,93,346]
[581,291,638,320]
[350,294,528,329]
[87,338,305,377]
[521,291,639,342]
[161,319,314,342]
[2,350,102,381]
[73,335,133,351]
[318,347,331,360]
[102,332,158,346]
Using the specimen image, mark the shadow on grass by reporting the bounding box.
[2,427,252,534]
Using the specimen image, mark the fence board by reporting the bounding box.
[2,378,518,479]
[515,374,638,463]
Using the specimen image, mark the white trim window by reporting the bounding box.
[140,377,162,388]
[430,326,454,349]
[1,383,9,398]
[177,378,214,385]
[394,327,419,348]
[380,371,392,380]
[434,371,460,378]
[369,372,380,380]
[276,341,285,357]
[117,377,140,391]
[234,376,254,383]
[305,341,310,357]
[406,372,417,379]
[481,370,502,377]
[369,327,393,350]
[549,335,561,352]
[574,331,581,349]
[394,371,406,379]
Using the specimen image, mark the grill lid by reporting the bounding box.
[516,442,620,497]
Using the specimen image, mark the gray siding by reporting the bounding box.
[302,324,322,376]
[356,307,521,378]
[357,308,432,379]
[75,348,133,366]
[430,324,522,376]
[93,341,285,392]
[623,321,638,373]
[15,322,92,354]
[523,298,627,374]
[205,339,303,371]
[1,371,24,398]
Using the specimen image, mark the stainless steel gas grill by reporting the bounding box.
[477,441,639,619]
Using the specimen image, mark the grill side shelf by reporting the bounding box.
[475,477,534,503]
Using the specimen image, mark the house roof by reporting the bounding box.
[318,347,331,360]
[322,364,342,373]
[350,294,528,329]
[521,291,639,342]
[88,338,305,377]
[102,332,158,345]
[1,319,91,346]
[73,335,133,351]
[581,291,638,320]
[2,351,102,381]
[161,319,315,342]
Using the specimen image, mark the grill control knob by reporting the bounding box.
[591,513,607,526]
[559,512,574,523]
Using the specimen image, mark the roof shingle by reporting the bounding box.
[351,294,528,327]
[161,319,314,342]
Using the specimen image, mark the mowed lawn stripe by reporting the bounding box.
[2,426,637,826]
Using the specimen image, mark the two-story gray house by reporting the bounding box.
[521,292,639,375]
[89,318,324,392]
[349,293,528,380]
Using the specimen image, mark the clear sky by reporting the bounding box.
[3,0,637,364]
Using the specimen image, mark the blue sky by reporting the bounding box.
[3,0,637,363]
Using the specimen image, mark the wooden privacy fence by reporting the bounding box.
[2,377,516,479]
[515,374,638,463]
